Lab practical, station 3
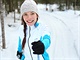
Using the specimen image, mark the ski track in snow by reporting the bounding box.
[39,11,80,60]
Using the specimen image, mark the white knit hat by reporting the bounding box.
[20,0,38,17]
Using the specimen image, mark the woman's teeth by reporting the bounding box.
[27,20,34,23]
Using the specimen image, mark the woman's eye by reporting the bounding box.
[31,13,35,15]
[23,13,27,16]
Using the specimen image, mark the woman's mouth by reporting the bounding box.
[27,20,34,23]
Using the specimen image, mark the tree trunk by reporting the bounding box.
[74,0,76,10]
[14,10,15,23]
[65,0,68,10]
[0,0,6,49]
[74,0,76,14]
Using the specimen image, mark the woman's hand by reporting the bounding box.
[16,51,22,59]
[31,41,45,54]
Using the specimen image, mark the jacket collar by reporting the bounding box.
[27,22,39,31]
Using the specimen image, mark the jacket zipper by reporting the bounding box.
[27,26,33,60]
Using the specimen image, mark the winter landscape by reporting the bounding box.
[0,4,80,60]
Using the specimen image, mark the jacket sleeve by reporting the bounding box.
[17,37,22,52]
[17,25,24,52]
[17,25,25,60]
[40,25,51,60]
[40,24,51,50]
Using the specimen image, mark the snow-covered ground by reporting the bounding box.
[39,10,80,60]
[0,4,80,60]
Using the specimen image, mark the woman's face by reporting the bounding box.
[23,11,38,26]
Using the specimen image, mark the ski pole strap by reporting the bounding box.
[37,55,40,60]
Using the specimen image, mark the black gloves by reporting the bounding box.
[31,41,45,54]
[16,51,22,59]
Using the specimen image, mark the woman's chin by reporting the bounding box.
[27,23,33,26]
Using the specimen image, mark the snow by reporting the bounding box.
[0,4,80,60]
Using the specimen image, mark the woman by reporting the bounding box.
[16,0,51,60]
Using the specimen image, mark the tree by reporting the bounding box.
[0,0,6,49]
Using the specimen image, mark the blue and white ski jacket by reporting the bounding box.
[17,22,51,60]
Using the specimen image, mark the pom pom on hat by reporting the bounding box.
[20,0,38,17]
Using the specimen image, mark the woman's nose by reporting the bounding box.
[27,15,31,20]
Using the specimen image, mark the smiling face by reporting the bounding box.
[22,11,38,26]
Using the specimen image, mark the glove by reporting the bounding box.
[16,51,22,59]
[31,40,44,54]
